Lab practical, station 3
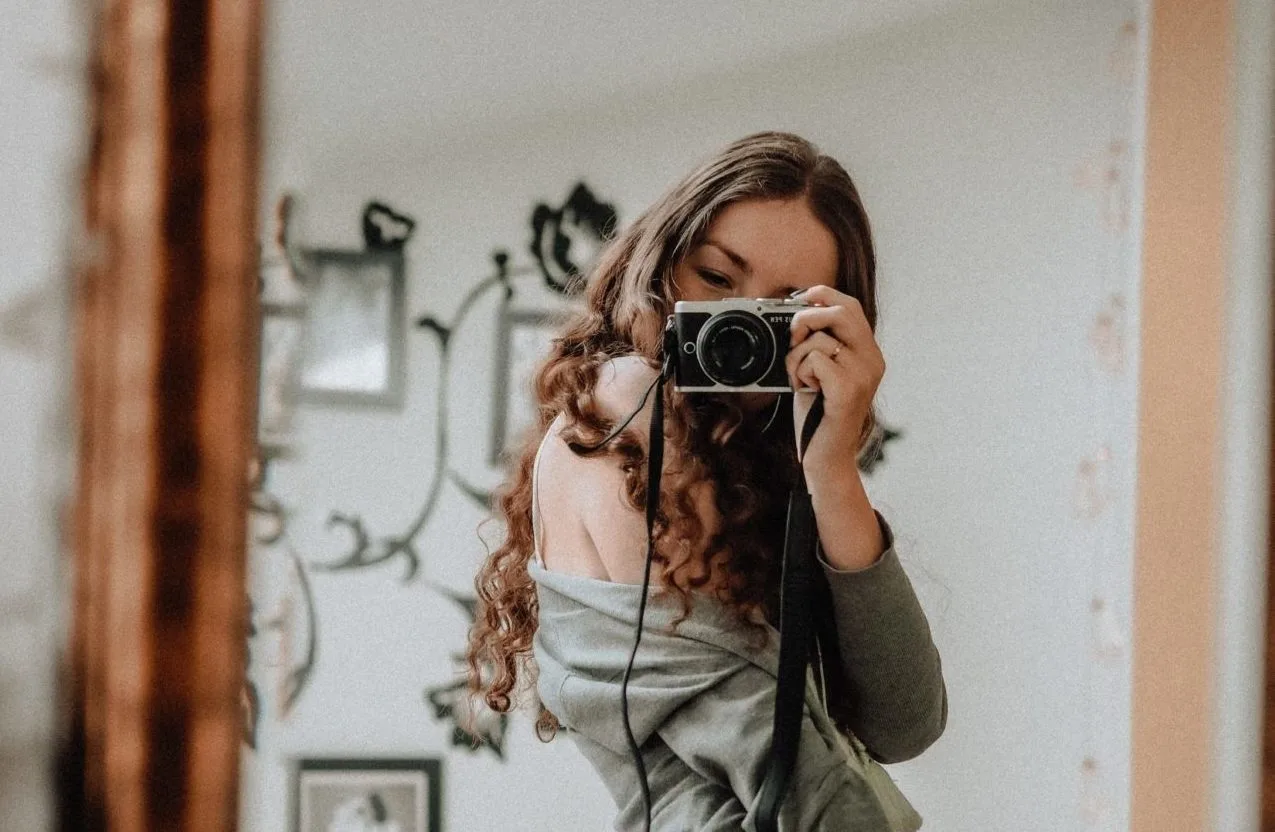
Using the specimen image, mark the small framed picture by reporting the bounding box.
[488,306,560,465]
[296,248,407,408]
[257,304,306,450]
[294,758,442,832]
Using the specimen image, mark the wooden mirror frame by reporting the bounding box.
[62,1,263,829]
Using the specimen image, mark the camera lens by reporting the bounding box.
[697,311,775,387]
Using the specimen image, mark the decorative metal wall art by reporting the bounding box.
[362,201,418,251]
[242,598,260,749]
[529,182,617,293]
[317,247,570,581]
[264,547,319,717]
[309,185,614,758]
[857,422,902,475]
[243,455,319,747]
[243,193,326,743]
[314,250,521,581]
[316,184,608,578]
[422,584,509,760]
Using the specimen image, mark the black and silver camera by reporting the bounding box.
[668,298,810,392]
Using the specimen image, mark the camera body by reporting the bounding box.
[668,298,810,392]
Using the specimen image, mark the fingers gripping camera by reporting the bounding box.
[669,298,811,392]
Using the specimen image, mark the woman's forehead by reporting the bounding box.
[697,198,839,285]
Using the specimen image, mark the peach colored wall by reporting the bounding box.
[1133,1,1232,830]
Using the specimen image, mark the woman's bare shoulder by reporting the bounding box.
[536,420,649,584]
[535,356,659,584]
[540,355,655,461]
[591,355,660,432]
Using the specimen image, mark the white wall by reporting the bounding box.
[0,0,84,829]
[246,1,1143,830]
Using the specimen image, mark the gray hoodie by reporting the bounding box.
[530,520,944,831]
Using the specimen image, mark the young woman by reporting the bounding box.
[466,133,947,831]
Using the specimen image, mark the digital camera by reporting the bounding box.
[668,298,811,392]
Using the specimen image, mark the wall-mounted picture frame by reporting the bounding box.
[255,236,308,455]
[488,304,560,466]
[293,758,442,832]
[296,248,407,408]
[258,303,306,452]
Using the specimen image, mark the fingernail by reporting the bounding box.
[788,288,806,299]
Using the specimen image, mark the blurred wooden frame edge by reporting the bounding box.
[63,0,264,830]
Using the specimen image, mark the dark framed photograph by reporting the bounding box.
[293,758,441,832]
[488,305,560,465]
[296,248,407,408]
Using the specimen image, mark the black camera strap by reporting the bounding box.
[625,357,667,831]
[753,394,824,832]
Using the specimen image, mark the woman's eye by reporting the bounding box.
[697,269,732,289]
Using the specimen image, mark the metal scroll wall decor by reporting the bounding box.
[313,183,615,758]
[244,459,319,749]
[313,183,613,582]
[529,182,618,294]
[243,196,418,748]
[243,183,904,758]
[421,584,511,760]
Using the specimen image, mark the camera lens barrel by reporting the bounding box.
[697,310,776,387]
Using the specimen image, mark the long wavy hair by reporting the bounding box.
[465,132,879,738]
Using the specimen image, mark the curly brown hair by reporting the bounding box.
[465,132,879,739]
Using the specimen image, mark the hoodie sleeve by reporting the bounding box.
[817,511,948,764]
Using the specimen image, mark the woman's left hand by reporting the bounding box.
[785,284,884,491]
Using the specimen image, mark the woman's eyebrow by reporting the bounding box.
[702,240,752,274]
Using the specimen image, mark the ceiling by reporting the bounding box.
[264,0,975,142]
